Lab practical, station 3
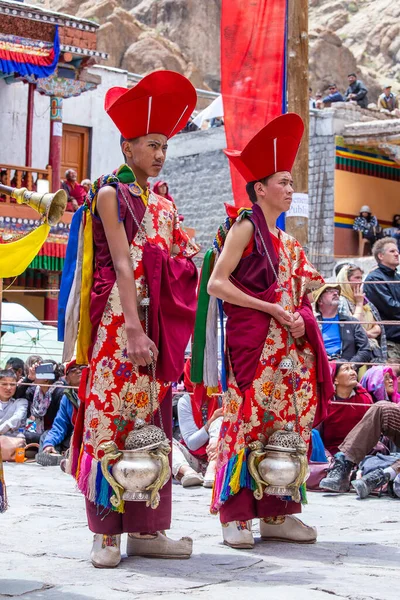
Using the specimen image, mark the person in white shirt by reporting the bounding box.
[0,370,28,436]
[172,361,223,488]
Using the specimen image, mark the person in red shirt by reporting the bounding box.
[62,169,86,212]
[318,362,373,456]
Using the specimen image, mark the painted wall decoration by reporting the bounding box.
[0,25,60,78]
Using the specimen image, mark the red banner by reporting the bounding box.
[221,0,287,207]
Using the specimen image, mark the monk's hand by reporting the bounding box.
[268,304,295,327]
[127,329,159,367]
[290,312,305,339]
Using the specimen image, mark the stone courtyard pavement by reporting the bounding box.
[1,463,399,600]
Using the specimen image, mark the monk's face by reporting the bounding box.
[122,133,168,182]
[255,171,294,213]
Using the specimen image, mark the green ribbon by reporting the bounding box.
[191,248,214,383]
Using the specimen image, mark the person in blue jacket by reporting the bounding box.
[322,84,344,105]
[36,361,85,466]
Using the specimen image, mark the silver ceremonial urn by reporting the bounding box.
[100,419,171,511]
[247,423,308,503]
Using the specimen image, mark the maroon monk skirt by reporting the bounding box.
[86,388,172,535]
[219,488,301,523]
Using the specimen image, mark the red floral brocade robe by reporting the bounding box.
[71,187,199,510]
[211,206,330,514]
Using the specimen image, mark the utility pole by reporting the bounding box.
[285,0,309,248]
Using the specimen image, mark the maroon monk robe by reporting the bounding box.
[218,204,333,523]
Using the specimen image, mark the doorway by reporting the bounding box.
[61,124,91,182]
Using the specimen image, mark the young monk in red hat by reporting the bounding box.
[207,113,334,548]
[61,71,199,567]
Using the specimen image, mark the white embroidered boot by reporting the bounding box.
[260,516,317,544]
[221,520,254,549]
[203,460,217,488]
[90,534,121,568]
[126,531,193,559]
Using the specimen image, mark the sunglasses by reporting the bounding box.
[68,366,85,374]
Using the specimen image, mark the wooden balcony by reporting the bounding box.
[0,164,72,225]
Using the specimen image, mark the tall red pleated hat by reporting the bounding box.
[105,70,197,139]
[224,113,304,182]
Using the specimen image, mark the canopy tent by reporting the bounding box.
[0,325,64,366]
[1,302,43,334]
[193,94,223,128]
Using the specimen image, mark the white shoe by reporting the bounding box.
[203,460,217,488]
[222,520,254,549]
[127,531,193,559]
[90,534,121,568]
[260,515,317,544]
[181,470,204,488]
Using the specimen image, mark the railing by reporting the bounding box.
[0,164,52,199]
[0,163,72,224]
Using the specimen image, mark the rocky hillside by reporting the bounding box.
[309,0,400,100]
[49,0,399,101]
[49,0,220,91]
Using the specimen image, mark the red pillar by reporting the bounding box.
[49,96,63,192]
[44,273,59,325]
[25,83,35,167]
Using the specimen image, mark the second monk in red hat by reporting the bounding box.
[203,113,334,549]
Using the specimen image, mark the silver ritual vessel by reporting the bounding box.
[100,419,171,510]
[248,423,308,503]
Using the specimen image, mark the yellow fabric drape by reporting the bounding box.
[76,210,93,364]
[0,223,50,278]
[336,266,376,332]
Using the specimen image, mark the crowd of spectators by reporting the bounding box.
[310,73,400,115]
[0,357,85,466]
[312,236,400,500]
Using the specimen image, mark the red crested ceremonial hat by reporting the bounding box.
[224,113,304,182]
[105,70,197,140]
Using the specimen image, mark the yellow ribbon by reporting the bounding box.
[0,223,50,278]
[76,210,94,364]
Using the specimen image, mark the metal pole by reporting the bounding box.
[25,83,35,168]
[49,96,63,193]
[285,0,309,248]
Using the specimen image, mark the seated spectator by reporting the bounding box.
[318,363,373,456]
[5,357,25,381]
[35,361,85,466]
[309,87,316,109]
[172,360,223,488]
[313,283,372,365]
[23,362,65,445]
[360,366,400,404]
[353,205,381,247]
[364,238,400,362]
[61,169,86,212]
[337,265,386,362]
[81,179,91,193]
[0,169,7,202]
[322,84,344,106]
[153,181,175,203]
[320,401,400,499]
[15,355,43,401]
[314,92,323,109]
[384,214,400,250]
[333,261,356,279]
[210,116,224,128]
[181,115,199,133]
[0,370,28,436]
[377,85,399,113]
[345,73,368,108]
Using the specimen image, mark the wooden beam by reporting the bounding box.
[285,0,309,248]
